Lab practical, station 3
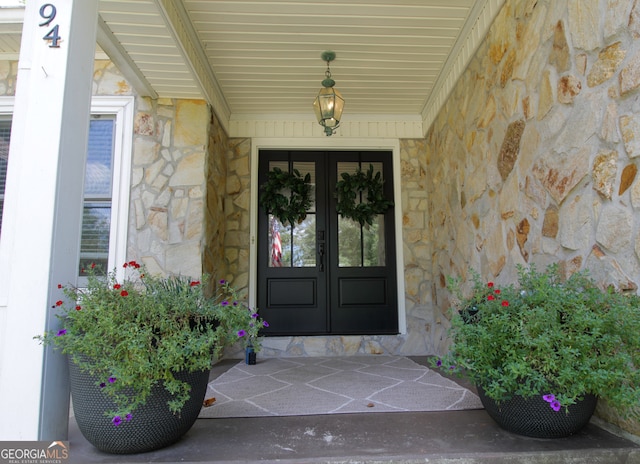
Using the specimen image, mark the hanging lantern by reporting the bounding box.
[313,51,345,136]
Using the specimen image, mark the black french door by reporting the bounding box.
[257,150,397,335]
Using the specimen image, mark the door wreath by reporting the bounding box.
[335,164,393,226]
[259,167,312,226]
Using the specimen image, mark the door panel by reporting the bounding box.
[339,278,387,306]
[258,150,397,335]
[258,151,327,334]
[268,279,316,306]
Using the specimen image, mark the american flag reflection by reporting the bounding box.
[270,217,282,267]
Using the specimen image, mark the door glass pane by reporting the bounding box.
[338,215,362,267]
[268,160,288,173]
[337,162,387,267]
[293,161,316,213]
[269,216,289,267]
[292,214,316,267]
[266,160,316,268]
[363,215,385,266]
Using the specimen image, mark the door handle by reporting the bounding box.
[318,243,325,272]
[318,230,325,272]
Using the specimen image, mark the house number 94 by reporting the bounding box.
[39,3,61,48]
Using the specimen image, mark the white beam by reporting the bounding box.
[153,0,231,133]
[96,15,158,99]
[0,0,99,440]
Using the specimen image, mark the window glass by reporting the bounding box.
[84,119,115,197]
[78,203,112,274]
[0,120,12,232]
[79,117,115,275]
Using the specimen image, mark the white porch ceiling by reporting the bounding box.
[0,0,505,136]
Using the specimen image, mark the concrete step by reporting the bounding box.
[68,410,640,464]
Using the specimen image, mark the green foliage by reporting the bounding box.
[335,164,393,227]
[436,264,640,415]
[258,167,312,226]
[36,261,267,422]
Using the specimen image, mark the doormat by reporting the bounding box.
[199,356,483,418]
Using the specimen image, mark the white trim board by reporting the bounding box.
[249,137,407,335]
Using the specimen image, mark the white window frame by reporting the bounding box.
[0,96,134,283]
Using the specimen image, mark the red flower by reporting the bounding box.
[502,300,509,306]
[57,284,62,289]
[75,305,82,311]
[120,290,129,297]
[487,282,494,288]
[123,262,128,268]
[55,300,63,306]
[113,284,121,290]
[487,295,495,301]
[494,289,501,294]
[190,281,200,287]
[91,263,96,269]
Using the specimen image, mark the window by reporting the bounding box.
[0,119,10,230]
[0,97,134,283]
[79,117,116,275]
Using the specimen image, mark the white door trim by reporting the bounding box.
[248,137,407,334]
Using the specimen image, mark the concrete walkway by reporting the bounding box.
[66,358,640,464]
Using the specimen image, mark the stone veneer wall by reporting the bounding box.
[399,138,435,354]
[203,111,229,285]
[424,0,639,436]
[93,61,211,279]
[220,137,253,294]
[128,97,209,277]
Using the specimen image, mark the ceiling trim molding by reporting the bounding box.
[228,116,423,139]
[96,16,158,99]
[0,6,24,23]
[153,0,231,133]
[421,0,506,135]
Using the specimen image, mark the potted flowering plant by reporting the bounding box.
[436,263,640,438]
[36,261,268,453]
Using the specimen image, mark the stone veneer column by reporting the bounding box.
[203,111,253,293]
[94,61,211,278]
[127,98,209,278]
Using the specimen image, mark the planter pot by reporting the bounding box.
[477,386,597,438]
[69,359,210,454]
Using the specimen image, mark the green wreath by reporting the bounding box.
[335,164,393,226]
[259,167,312,226]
